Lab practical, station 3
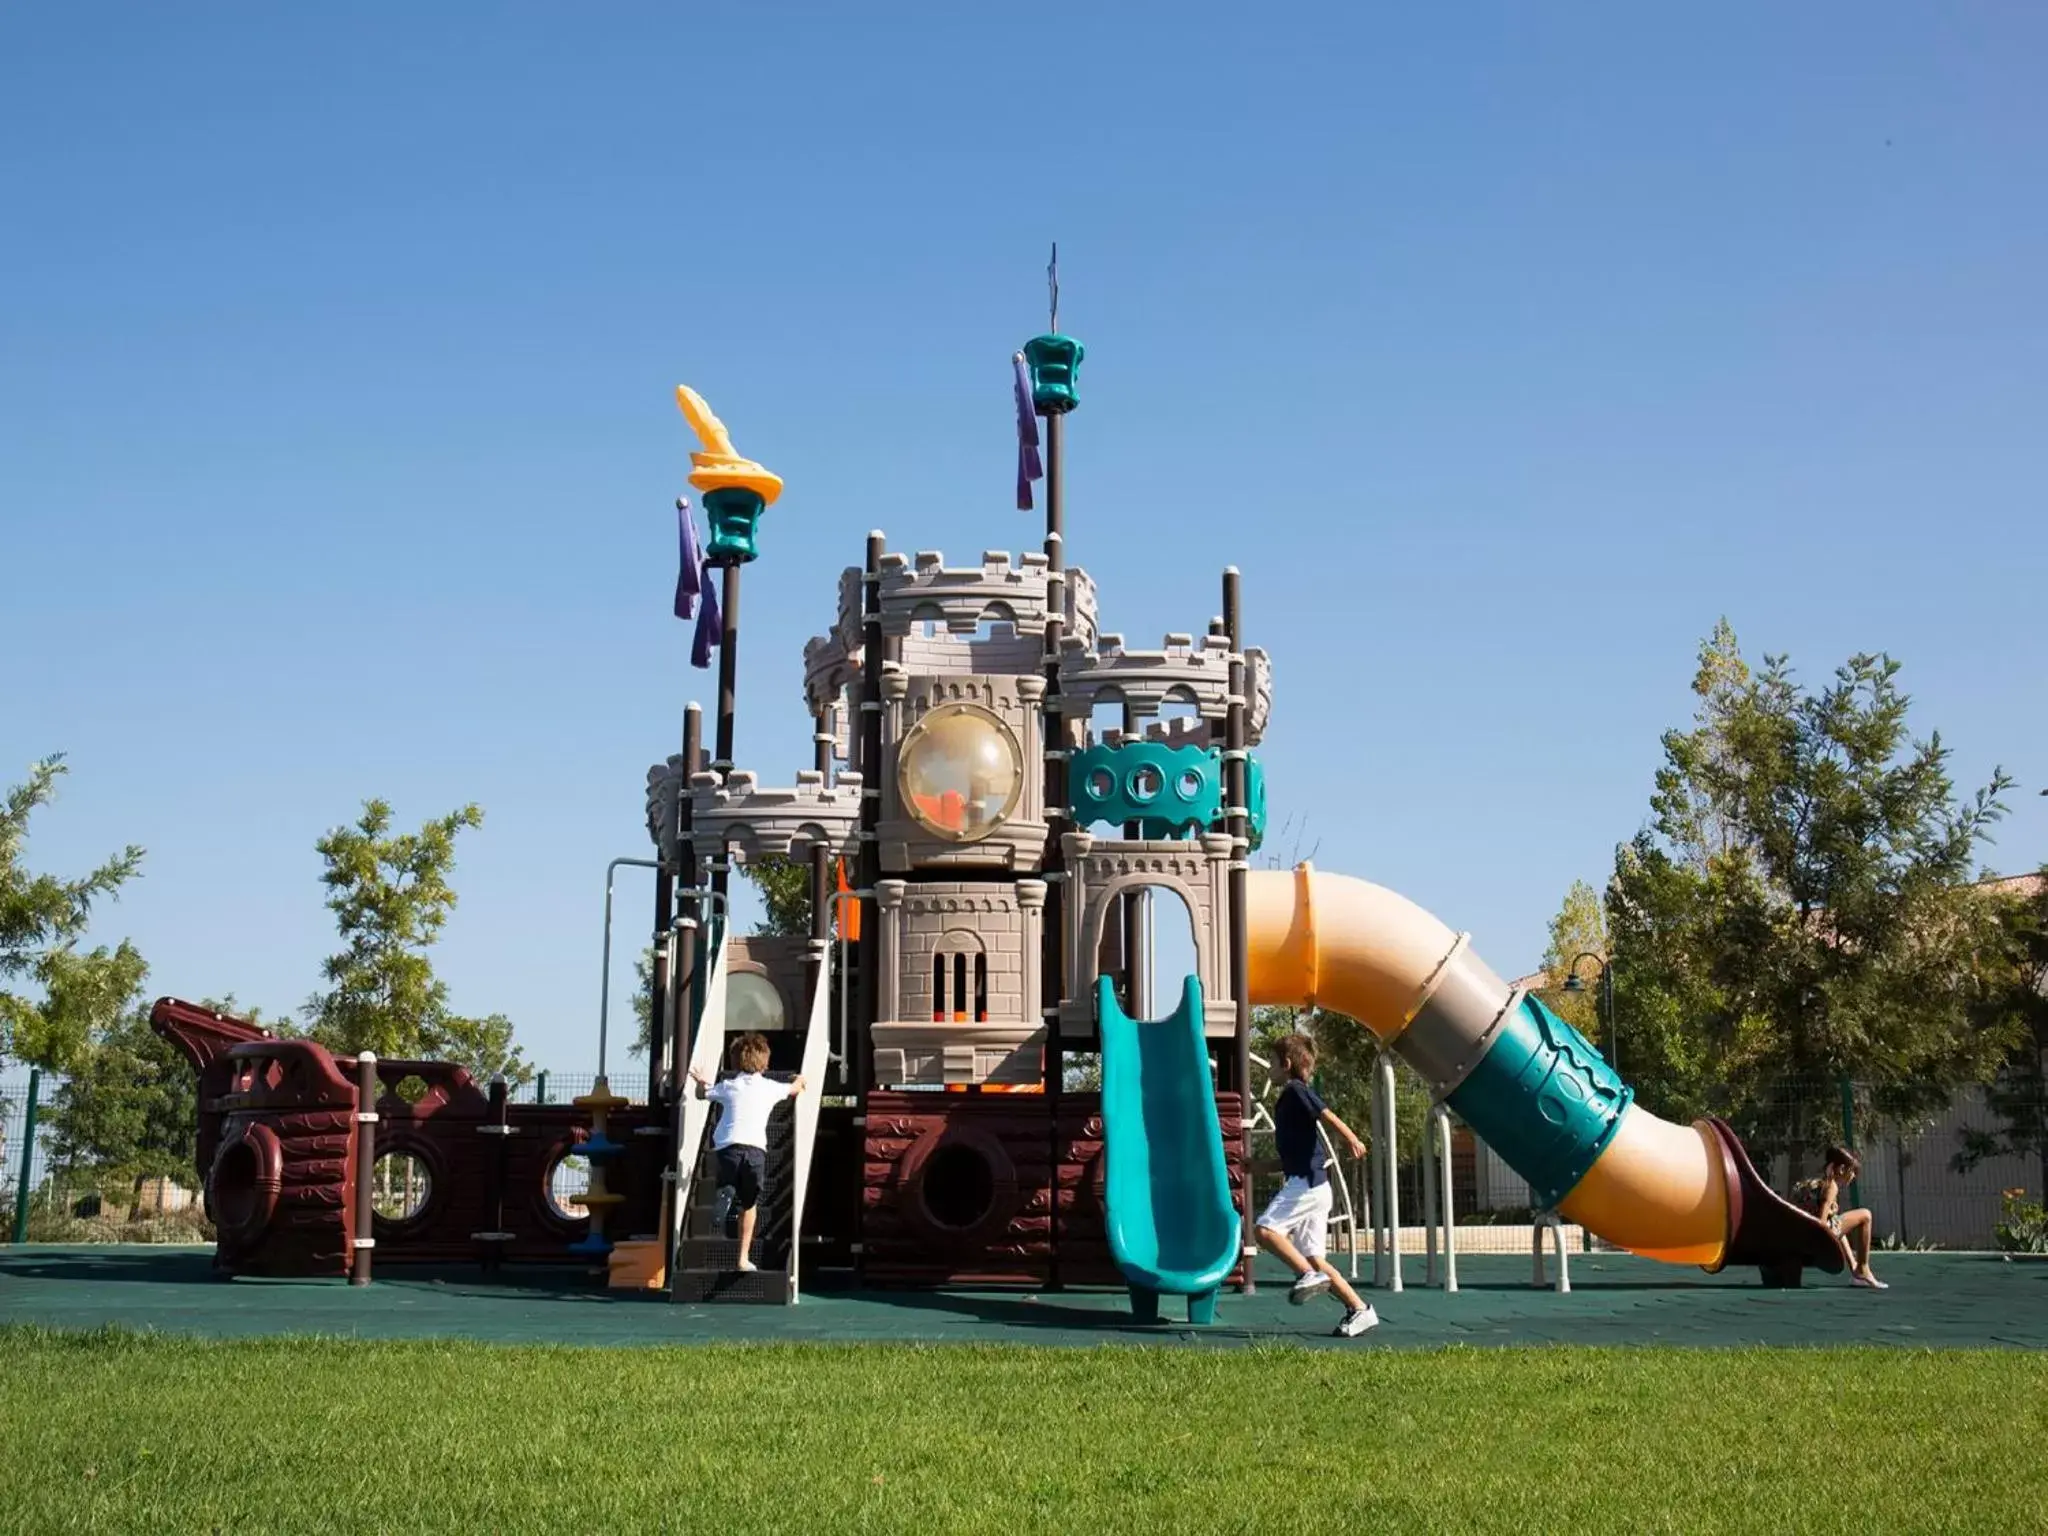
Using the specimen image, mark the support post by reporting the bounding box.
[854,532,885,1103]
[9,1067,41,1245]
[649,849,673,1107]
[352,1053,379,1286]
[673,705,704,1080]
[710,562,742,921]
[1377,1051,1403,1292]
[1223,568,1254,1292]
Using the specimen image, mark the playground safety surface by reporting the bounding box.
[4,1246,2045,1349]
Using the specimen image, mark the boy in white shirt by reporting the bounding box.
[688,1032,804,1272]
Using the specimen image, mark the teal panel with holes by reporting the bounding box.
[1245,754,1266,851]
[1069,740,1220,835]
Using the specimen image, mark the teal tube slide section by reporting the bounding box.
[1443,994,1632,1209]
[1097,974,1240,1320]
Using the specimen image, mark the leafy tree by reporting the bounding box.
[744,855,813,938]
[1,755,146,1074]
[46,1001,194,1198]
[303,799,530,1084]
[1605,623,2018,1169]
[1954,869,2048,1193]
[1534,879,1609,1045]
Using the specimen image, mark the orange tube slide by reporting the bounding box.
[1245,865,1727,1267]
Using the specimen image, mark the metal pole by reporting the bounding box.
[710,562,742,920]
[854,532,885,1101]
[1602,961,1617,1081]
[1435,1105,1459,1292]
[1223,568,1254,1292]
[674,705,703,1083]
[10,1067,40,1244]
[596,856,665,1080]
[536,1070,548,1106]
[1042,412,1067,1100]
[352,1053,378,1285]
[1379,1052,1403,1292]
[1839,1076,1862,1209]
[649,848,673,1106]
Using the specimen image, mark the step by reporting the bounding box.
[671,1266,791,1305]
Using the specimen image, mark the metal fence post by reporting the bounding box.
[536,1070,549,1106]
[10,1068,42,1244]
[1839,1076,1862,1209]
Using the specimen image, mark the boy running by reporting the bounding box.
[688,1032,804,1273]
[1256,1033,1379,1337]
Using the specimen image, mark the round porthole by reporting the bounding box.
[1127,764,1163,804]
[371,1150,434,1225]
[1086,766,1116,801]
[896,702,1026,842]
[1175,767,1205,802]
[920,1143,997,1231]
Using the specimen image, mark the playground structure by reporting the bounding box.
[148,302,1851,1314]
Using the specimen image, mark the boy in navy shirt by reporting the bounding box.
[1256,1033,1378,1336]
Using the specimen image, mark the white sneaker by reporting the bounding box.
[1851,1272,1889,1290]
[735,1259,757,1273]
[1334,1305,1380,1338]
[1289,1271,1332,1305]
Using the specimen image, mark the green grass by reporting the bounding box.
[1,1326,2042,1533]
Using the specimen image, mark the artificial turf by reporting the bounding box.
[1,1327,2043,1533]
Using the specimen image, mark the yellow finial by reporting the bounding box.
[675,384,783,505]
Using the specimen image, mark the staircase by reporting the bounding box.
[667,928,834,1305]
[669,1095,798,1304]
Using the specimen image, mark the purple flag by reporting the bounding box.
[1013,352,1042,510]
[673,498,703,619]
[691,559,721,669]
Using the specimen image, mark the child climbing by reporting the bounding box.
[1793,1145,1888,1290]
[1255,1034,1379,1337]
[690,1032,804,1273]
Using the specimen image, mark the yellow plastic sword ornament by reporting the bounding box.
[675,385,783,505]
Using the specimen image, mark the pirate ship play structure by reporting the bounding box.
[150,296,1851,1311]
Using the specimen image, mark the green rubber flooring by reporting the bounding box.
[4,1245,2045,1350]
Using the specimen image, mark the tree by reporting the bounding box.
[1605,623,2018,1168]
[1534,879,1609,1045]
[1954,869,2048,1194]
[1,755,146,1074]
[744,855,813,938]
[303,799,531,1084]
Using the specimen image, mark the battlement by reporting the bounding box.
[1055,632,1272,745]
[805,553,1099,714]
[686,769,863,864]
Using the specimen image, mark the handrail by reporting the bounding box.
[595,855,726,1082]
[786,941,833,1303]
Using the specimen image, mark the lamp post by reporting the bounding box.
[1560,951,1617,1076]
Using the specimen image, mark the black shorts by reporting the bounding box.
[714,1145,766,1211]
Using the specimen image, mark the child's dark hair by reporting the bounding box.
[1273,1033,1316,1079]
[730,1032,771,1073]
[1824,1144,1861,1178]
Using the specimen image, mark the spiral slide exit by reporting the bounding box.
[1246,865,1846,1284]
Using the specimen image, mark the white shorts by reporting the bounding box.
[1257,1177,1333,1260]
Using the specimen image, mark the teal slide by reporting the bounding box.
[1097,974,1240,1324]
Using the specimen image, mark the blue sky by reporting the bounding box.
[4,4,2043,1073]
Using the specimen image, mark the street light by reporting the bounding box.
[1560,951,1617,1076]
